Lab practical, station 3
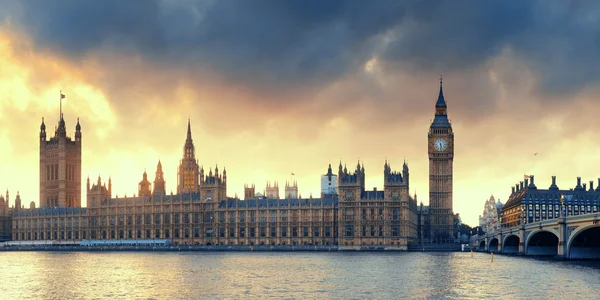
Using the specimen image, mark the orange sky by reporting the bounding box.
[2,2,600,226]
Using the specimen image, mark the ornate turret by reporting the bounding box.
[153,160,166,196]
[75,118,81,142]
[185,119,194,156]
[139,170,152,198]
[40,118,46,140]
[177,119,200,193]
[14,191,21,211]
[56,114,67,138]
[402,160,410,188]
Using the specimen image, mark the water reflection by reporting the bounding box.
[1,252,599,299]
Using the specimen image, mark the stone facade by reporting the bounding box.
[11,119,420,247]
[39,107,82,208]
[10,83,463,247]
[0,191,13,241]
[478,195,502,236]
[501,175,600,229]
[337,161,418,249]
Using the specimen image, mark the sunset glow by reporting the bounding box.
[2,2,600,226]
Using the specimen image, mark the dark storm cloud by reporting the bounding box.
[6,0,600,95]
[382,1,600,96]
[11,0,409,89]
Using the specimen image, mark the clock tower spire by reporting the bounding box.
[428,77,454,243]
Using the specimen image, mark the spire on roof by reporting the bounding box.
[187,118,192,141]
[436,75,447,109]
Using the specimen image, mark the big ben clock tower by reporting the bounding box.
[428,78,454,243]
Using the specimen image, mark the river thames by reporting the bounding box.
[1,252,599,299]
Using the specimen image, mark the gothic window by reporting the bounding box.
[345,225,354,237]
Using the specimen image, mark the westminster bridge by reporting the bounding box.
[474,213,600,259]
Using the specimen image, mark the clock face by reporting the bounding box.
[434,138,447,152]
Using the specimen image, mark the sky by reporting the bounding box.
[1,1,600,226]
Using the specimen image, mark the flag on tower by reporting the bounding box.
[60,91,65,99]
[524,174,531,180]
[291,173,295,176]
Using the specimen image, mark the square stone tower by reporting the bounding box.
[428,79,455,242]
[39,100,82,208]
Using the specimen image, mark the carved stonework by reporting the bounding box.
[567,226,578,237]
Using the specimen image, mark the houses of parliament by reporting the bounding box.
[4,82,456,248]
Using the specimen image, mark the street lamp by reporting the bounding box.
[560,194,565,217]
[560,194,573,217]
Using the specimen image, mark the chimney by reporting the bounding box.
[512,186,515,194]
[524,179,529,188]
[577,177,582,188]
[516,183,520,192]
[530,175,535,186]
[520,181,524,190]
[552,176,556,186]
[590,181,594,191]
[583,183,587,191]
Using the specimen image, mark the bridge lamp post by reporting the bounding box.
[560,195,565,217]
[560,194,573,217]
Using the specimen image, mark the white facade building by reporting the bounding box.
[321,164,338,196]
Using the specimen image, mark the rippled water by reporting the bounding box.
[1,251,600,299]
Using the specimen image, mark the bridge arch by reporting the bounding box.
[488,238,499,253]
[525,230,559,256]
[478,240,486,251]
[568,225,600,260]
[502,234,520,254]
